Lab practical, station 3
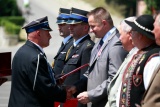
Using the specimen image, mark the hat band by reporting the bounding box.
[56,20,68,24]
[58,14,70,19]
[70,14,88,23]
[134,20,152,33]
[26,22,49,33]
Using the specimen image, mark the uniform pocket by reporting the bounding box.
[67,58,79,65]
[57,54,66,60]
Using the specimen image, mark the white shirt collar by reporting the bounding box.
[63,35,72,44]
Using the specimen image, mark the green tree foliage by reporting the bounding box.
[105,0,136,17]
[0,0,22,16]
[0,0,24,36]
[144,0,160,15]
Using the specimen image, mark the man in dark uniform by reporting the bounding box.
[52,8,73,76]
[62,7,95,107]
[8,16,68,107]
[63,7,94,85]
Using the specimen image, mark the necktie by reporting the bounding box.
[65,45,74,61]
[43,53,47,57]
[98,39,104,50]
[43,53,56,84]
[61,42,64,47]
[47,62,56,84]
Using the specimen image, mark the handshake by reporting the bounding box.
[64,85,90,104]
[65,85,77,100]
[55,74,90,104]
[55,63,90,104]
[55,74,77,99]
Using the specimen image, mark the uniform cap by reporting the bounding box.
[67,7,89,24]
[22,16,52,33]
[56,8,70,24]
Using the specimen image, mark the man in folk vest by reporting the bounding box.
[118,15,160,107]
[106,16,138,107]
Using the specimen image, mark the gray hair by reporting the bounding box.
[120,16,136,33]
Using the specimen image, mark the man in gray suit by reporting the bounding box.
[68,7,128,107]
[105,16,138,107]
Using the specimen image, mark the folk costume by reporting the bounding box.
[118,15,160,107]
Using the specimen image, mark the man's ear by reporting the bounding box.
[84,25,90,32]
[102,20,108,27]
[36,30,40,36]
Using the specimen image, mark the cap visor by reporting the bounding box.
[56,20,68,24]
[42,27,52,31]
[67,20,82,24]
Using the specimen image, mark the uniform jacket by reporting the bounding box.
[53,37,73,75]
[63,35,94,107]
[75,29,128,107]
[63,35,94,85]
[8,40,66,107]
[141,57,160,107]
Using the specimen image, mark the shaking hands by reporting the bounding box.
[67,86,90,104]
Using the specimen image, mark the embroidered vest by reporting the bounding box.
[119,45,160,107]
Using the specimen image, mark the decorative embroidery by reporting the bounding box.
[120,52,146,107]
[139,54,145,64]
[136,66,140,75]
[133,75,142,87]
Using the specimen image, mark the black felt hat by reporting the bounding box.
[22,16,52,33]
[56,8,70,24]
[125,15,155,40]
[67,7,88,24]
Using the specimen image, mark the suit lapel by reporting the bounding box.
[56,42,65,55]
[90,29,118,66]
[89,43,99,65]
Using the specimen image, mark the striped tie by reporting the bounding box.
[98,39,104,50]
